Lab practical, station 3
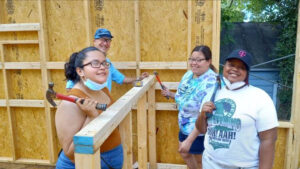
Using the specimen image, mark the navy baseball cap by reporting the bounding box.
[226,49,252,71]
[94,28,113,39]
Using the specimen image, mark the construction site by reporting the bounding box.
[0,0,300,169]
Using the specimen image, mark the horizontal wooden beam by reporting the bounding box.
[0,62,189,70]
[140,62,187,69]
[4,62,41,69]
[279,121,294,128]
[0,157,13,163]
[15,158,51,165]
[0,23,40,32]
[155,82,179,90]
[0,40,39,44]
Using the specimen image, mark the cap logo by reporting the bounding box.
[239,50,246,57]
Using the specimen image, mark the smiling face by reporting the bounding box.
[77,50,108,84]
[93,37,111,53]
[189,51,211,77]
[223,59,248,83]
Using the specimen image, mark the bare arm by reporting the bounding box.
[195,102,215,134]
[55,99,99,161]
[258,127,277,169]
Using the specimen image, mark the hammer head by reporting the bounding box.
[46,82,57,107]
[153,71,158,76]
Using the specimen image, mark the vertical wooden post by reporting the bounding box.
[37,0,57,163]
[287,2,300,169]
[135,0,141,76]
[119,111,133,169]
[187,0,192,59]
[137,94,147,169]
[83,0,93,46]
[148,84,157,169]
[75,149,101,169]
[0,44,17,160]
[212,0,221,70]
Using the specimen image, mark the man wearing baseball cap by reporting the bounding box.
[66,28,148,91]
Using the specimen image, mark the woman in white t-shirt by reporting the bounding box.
[196,49,278,169]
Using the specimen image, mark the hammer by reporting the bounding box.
[153,71,169,99]
[46,82,107,110]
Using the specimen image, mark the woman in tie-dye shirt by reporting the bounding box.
[161,45,218,169]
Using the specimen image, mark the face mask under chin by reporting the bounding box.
[83,78,107,91]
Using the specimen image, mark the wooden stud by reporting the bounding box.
[83,0,93,46]
[139,62,187,70]
[119,111,133,169]
[0,40,39,44]
[148,84,157,169]
[137,93,147,169]
[212,0,221,70]
[0,23,40,32]
[0,44,17,160]
[37,0,57,163]
[4,62,41,69]
[287,2,300,169]
[75,149,101,169]
[135,0,141,76]
[187,0,192,59]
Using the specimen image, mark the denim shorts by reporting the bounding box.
[56,144,123,169]
[178,131,205,154]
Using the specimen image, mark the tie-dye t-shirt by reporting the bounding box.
[175,69,217,135]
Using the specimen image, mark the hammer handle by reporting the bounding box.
[56,93,77,103]
[154,75,169,99]
[56,93,107,111]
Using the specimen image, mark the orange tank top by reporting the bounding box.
[68,88,121,153]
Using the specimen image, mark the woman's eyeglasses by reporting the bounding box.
[188,57,206,64]
[82,60,110,69]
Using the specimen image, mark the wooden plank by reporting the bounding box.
[139,62,187,70]
[187,0,192,58]
[9,99,44,107]
[135,0,141,76]
[156,102,177,111]
[211,0,221,70]
[155,82,179,90]
[119,111,133,169]
[38,0,56,163]
[285,128,294,169]
[112,62,137,69]
[0,44,17,160]
[137,93,147,169]
[0,100,5,107]
[83,0,93,46]
[279,121,294,129]
[75,149,100,169]
[14,159,51,165]
[46,62,65,69]
[0,40,39,44]
[0,23,40,32]
[0,157,13,163]
[4,62,41,69]
[156,163,187,169]
[74,76,155,153]
[289,2,300,169]
[148,84,157,169]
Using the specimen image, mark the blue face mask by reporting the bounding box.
[84,79,107,91]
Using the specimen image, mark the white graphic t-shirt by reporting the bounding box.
[204,84,279,168]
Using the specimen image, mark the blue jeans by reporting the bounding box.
[56,144,123,169]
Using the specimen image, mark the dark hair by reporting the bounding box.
[191,45,217,72]
[64,46,104,83]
